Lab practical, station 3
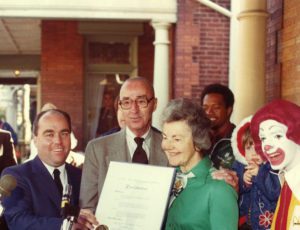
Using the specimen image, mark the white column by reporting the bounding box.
[232,0,268,124]
[228,0,239,123]
[151,21,171,130]
[23,84,32,144]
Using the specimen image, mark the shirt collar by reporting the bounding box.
[41,160,66,178]
[125,126,151,140]
[177,156,212,184]
[284,162,300,201]
[125,127,151,158]
[213,122,235,143]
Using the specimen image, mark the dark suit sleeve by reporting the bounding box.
[0,132,17,175]
[2,167,63,230]
[1,122,18,145]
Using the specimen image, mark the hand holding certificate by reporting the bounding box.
[95,161,175,230]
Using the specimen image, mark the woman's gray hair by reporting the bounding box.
[161,98,211,155]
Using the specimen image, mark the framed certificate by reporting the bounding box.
[95,161,175,230]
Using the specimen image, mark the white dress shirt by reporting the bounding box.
[125,127,151,160]
[42,161,68,193]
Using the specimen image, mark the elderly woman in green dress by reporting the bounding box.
[161,98,238,230]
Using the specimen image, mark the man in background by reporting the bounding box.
[96,91,118,137]
[100,95,126,137]
[0,130,16,174]
[0,129,17,229]
[201,83,236,169]
[0,119,18,146]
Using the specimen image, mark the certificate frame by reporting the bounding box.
[95,161,175,230]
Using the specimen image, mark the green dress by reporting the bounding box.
[165,156,238,230]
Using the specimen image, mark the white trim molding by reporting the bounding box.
[0,0,177,22]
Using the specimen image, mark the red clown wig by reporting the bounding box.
[251,99,300,158]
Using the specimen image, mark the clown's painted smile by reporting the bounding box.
[259,119,300,171]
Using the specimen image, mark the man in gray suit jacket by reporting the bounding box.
[80,77,168,212]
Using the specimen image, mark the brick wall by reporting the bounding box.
[266,0,283,102]
[138,22,175,98]
[174,0,230,99]
[138,22,155,82]
[41,20,84,150]
[280,0,300,103]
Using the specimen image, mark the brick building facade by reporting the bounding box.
[174,0,230,98]
[41,21,84,147]
[280,0,300,102]
[34,0,299,150]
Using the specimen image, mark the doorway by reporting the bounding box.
[0,78,38,162]
[82,23,140,146]
[83,73,129,145]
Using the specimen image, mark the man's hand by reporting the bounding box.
[72,209,99,230]
[211,168,239,193]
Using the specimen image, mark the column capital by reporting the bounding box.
[151,21,171,45]
[151,21,171,30]
[237,0,268,20]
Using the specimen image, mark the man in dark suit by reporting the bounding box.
[0,120,18,146]
[80,77,169,212]
[0,129,16,175]
[2,109,97,230]
[0,130,17,229]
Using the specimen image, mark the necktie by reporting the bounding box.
[53,169,63,196]
[132,137,148,164]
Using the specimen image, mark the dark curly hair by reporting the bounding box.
[200,83,234,108]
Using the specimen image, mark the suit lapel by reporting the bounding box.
[32,157,61,212]
[103,128,167,166]
[106,129,130,163]
[65,164,80,206]
[148,128,168,166]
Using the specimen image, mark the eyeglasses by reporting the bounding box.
[119,97,154,110]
